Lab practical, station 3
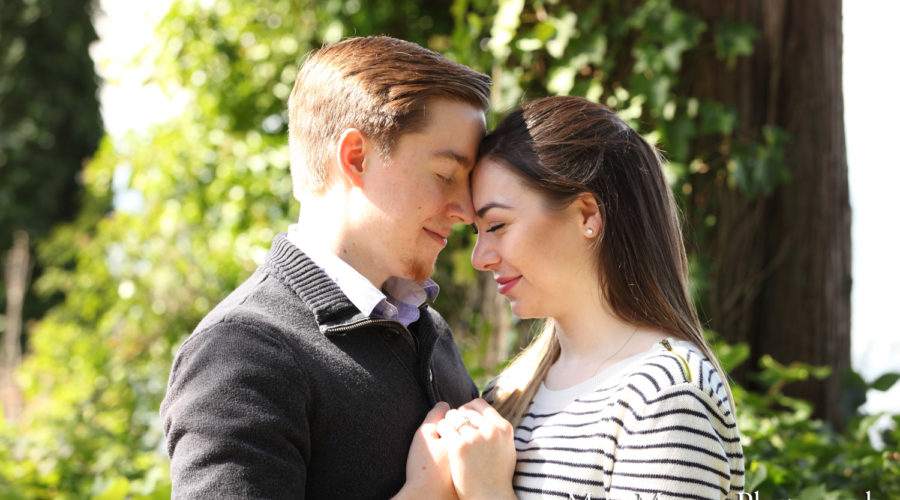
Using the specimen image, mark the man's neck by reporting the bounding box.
[295,199,388,289]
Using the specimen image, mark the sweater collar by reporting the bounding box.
[265,233,365,330]
[285,224,439,327]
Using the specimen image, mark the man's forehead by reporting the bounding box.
[431,149,474,170]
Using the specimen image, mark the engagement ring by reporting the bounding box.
[455,414,473,431]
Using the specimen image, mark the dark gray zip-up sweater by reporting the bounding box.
[160,234,477,499]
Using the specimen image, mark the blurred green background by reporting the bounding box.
[1,0,898,498]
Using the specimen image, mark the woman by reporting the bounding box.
[434,96,744,499]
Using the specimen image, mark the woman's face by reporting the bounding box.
[470,158,599,319]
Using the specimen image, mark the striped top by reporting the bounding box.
[502,339,744,499]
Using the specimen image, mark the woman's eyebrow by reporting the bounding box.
[476,202,512,218]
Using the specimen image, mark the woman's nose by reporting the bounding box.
[471,236,499,271]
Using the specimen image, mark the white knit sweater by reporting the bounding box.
[508,339,744,500]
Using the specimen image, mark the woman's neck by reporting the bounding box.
[554,307,635,365]
[546,294,665,390]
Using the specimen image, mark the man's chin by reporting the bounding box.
[402,258,436,283]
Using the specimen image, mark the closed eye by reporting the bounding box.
[436,173,453,185]
[486,223,505,233]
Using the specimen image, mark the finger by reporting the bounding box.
[443,409,476,432]
[462,399,510,430]
[456,422,480,439]
[459,398,491,412]
[436,416,463,443]
[420,402,451,438]
[455,407,487,430]
[425,402,451,424]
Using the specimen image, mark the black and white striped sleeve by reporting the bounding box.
[608,382,744,499]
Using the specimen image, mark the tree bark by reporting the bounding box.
[2,230,30,422]
[680,0,851,426]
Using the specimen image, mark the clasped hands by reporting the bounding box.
[400,398,517,500]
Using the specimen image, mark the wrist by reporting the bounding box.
[392,479,434,500]
[391,484,416,500]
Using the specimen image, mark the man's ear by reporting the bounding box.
[336,128,367,188]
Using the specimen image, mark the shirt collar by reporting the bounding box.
[381,277,440,326]
[286,224,438,326]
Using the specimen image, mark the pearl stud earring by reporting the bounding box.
[585,228,594,236]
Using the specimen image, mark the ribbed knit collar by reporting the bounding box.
[264,233,365,330]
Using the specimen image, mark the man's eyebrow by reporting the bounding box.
[432,149,473,169]
[476,202,512,218]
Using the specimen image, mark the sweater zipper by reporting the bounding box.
[326,318,418,351]
[660,339,692,382]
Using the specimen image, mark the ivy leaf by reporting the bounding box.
[716,342,750,373]
[699,100,737,136]
[872,373,900,392]
[842,369,869,417]
[795,485,832,500]
[745,461,768,491]
[728,125,791,196]
[714,21,758,67]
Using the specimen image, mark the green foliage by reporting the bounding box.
[0,0,103,245]
[736,360,900,496]
[714,21,759,68]
[728,125,791,196]
[0,0,460,497]
[0,0,104,326]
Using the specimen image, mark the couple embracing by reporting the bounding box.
[160,36,744,499]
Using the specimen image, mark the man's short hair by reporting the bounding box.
[288,36,492,198]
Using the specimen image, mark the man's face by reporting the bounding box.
[360,98,484,285]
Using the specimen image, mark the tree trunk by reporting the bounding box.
[681,0,851,427]
[2,230,30,422]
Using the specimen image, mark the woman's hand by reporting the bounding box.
[394,402,458,500]
[436,398,518,500]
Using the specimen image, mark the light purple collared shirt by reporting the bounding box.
[286,225,438,327]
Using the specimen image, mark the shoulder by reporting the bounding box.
[608,341,737,432]
[622,341,728,401]
[188,258,326,349]
[607,342,741,457]
[607,342,745,496]
[168,318,312,406]
[169,268,324,397]
[180,315,302,362]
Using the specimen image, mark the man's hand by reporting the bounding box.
[393,402,458,500]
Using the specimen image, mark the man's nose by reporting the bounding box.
[447,180,475,225]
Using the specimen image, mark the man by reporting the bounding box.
[160,36,491,499]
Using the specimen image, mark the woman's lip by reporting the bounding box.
[497,276,522,295]
[424,228,448,247]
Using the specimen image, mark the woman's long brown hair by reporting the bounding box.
[479,96,735,427]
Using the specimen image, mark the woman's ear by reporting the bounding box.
[574,192,603,239]
[335,128,367,188]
